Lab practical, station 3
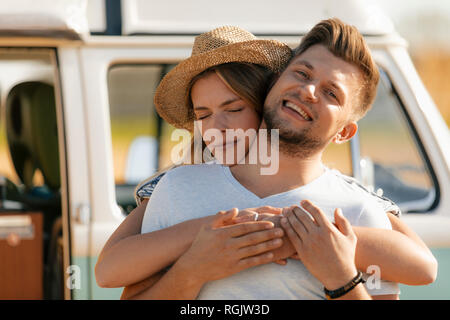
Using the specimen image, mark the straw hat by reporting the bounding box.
[154,26,292,130]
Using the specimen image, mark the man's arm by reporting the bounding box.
[281,201,371,300]
[264,208,437,286]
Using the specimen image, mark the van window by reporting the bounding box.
[322,142,352,176]
[107,64,178,213]
[0,51,60,202]
[355,69,437,213]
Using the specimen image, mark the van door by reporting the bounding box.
[57,47,95,300]
[0,48,71,299]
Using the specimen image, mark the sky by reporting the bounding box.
[376,0,450,49]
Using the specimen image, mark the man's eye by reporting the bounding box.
[228,108,243,113]
[326,90,338,100]
[296,70,309,79]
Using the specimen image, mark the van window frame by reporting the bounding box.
[350,66,440,214]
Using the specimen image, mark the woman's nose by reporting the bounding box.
[211,113,229,131]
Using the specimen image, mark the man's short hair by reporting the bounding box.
[293,18,380,120]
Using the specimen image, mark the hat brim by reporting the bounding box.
[154,39,292,131]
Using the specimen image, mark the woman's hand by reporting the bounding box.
[174,209,285,285]
[219,206,290,265]
[219,206,283,225]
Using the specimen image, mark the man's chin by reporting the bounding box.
[264,107,324,158]
[272,126,326,158]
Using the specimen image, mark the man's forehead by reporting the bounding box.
[289,46,362,84]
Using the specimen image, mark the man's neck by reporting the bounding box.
[229,141,325,199]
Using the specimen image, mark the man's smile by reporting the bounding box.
[281,99,313,122]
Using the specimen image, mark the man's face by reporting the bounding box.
[263,44,362,157]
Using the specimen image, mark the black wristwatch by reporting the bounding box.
[324,271,366,299]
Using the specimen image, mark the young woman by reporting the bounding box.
[95,26,437,299]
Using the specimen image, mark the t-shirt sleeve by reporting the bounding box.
[140,172,172,234]
[355,199,401,297]
[134,172,167,205]
[372,194,401,218]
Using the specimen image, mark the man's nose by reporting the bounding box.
[301,84,318,103]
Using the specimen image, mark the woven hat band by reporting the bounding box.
[191,26,257,57]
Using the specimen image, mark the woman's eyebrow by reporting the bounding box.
[219,97,241,107]
[193,106,209,111]
[193,97,241,111]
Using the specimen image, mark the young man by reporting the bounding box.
[128,19,433,300]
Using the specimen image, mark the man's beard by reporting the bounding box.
[263,103,328,158]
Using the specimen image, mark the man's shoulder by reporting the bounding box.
[165,163,223,178]
[317,168,369,197]
[325,168,400,217]
[159,163,224,187]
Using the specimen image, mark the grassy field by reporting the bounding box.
[412,49,450,126]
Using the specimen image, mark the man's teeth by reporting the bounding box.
[285,101,311,121]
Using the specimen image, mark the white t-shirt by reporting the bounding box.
[141,164,400,299]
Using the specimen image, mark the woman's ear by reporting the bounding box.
[333,122,358,144]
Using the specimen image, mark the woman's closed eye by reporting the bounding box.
[227,108,244,113]
[195,113,211,120]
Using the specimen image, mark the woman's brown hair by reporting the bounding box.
[187,62,274,118]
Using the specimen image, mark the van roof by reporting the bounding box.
[0,0,89,41]
[0,0,395,42]
[121,0,395,36]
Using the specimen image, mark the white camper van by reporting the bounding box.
[0,0,448,300]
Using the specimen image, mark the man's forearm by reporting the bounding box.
[331,283,372,300]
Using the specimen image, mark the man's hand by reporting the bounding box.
[280,200,359,291]
[175,209,285,286]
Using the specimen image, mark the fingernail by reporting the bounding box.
[281,217,287,225]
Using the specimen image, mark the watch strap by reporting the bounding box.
[324,271,366,299]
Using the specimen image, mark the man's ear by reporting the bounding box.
[333,121,358,144]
